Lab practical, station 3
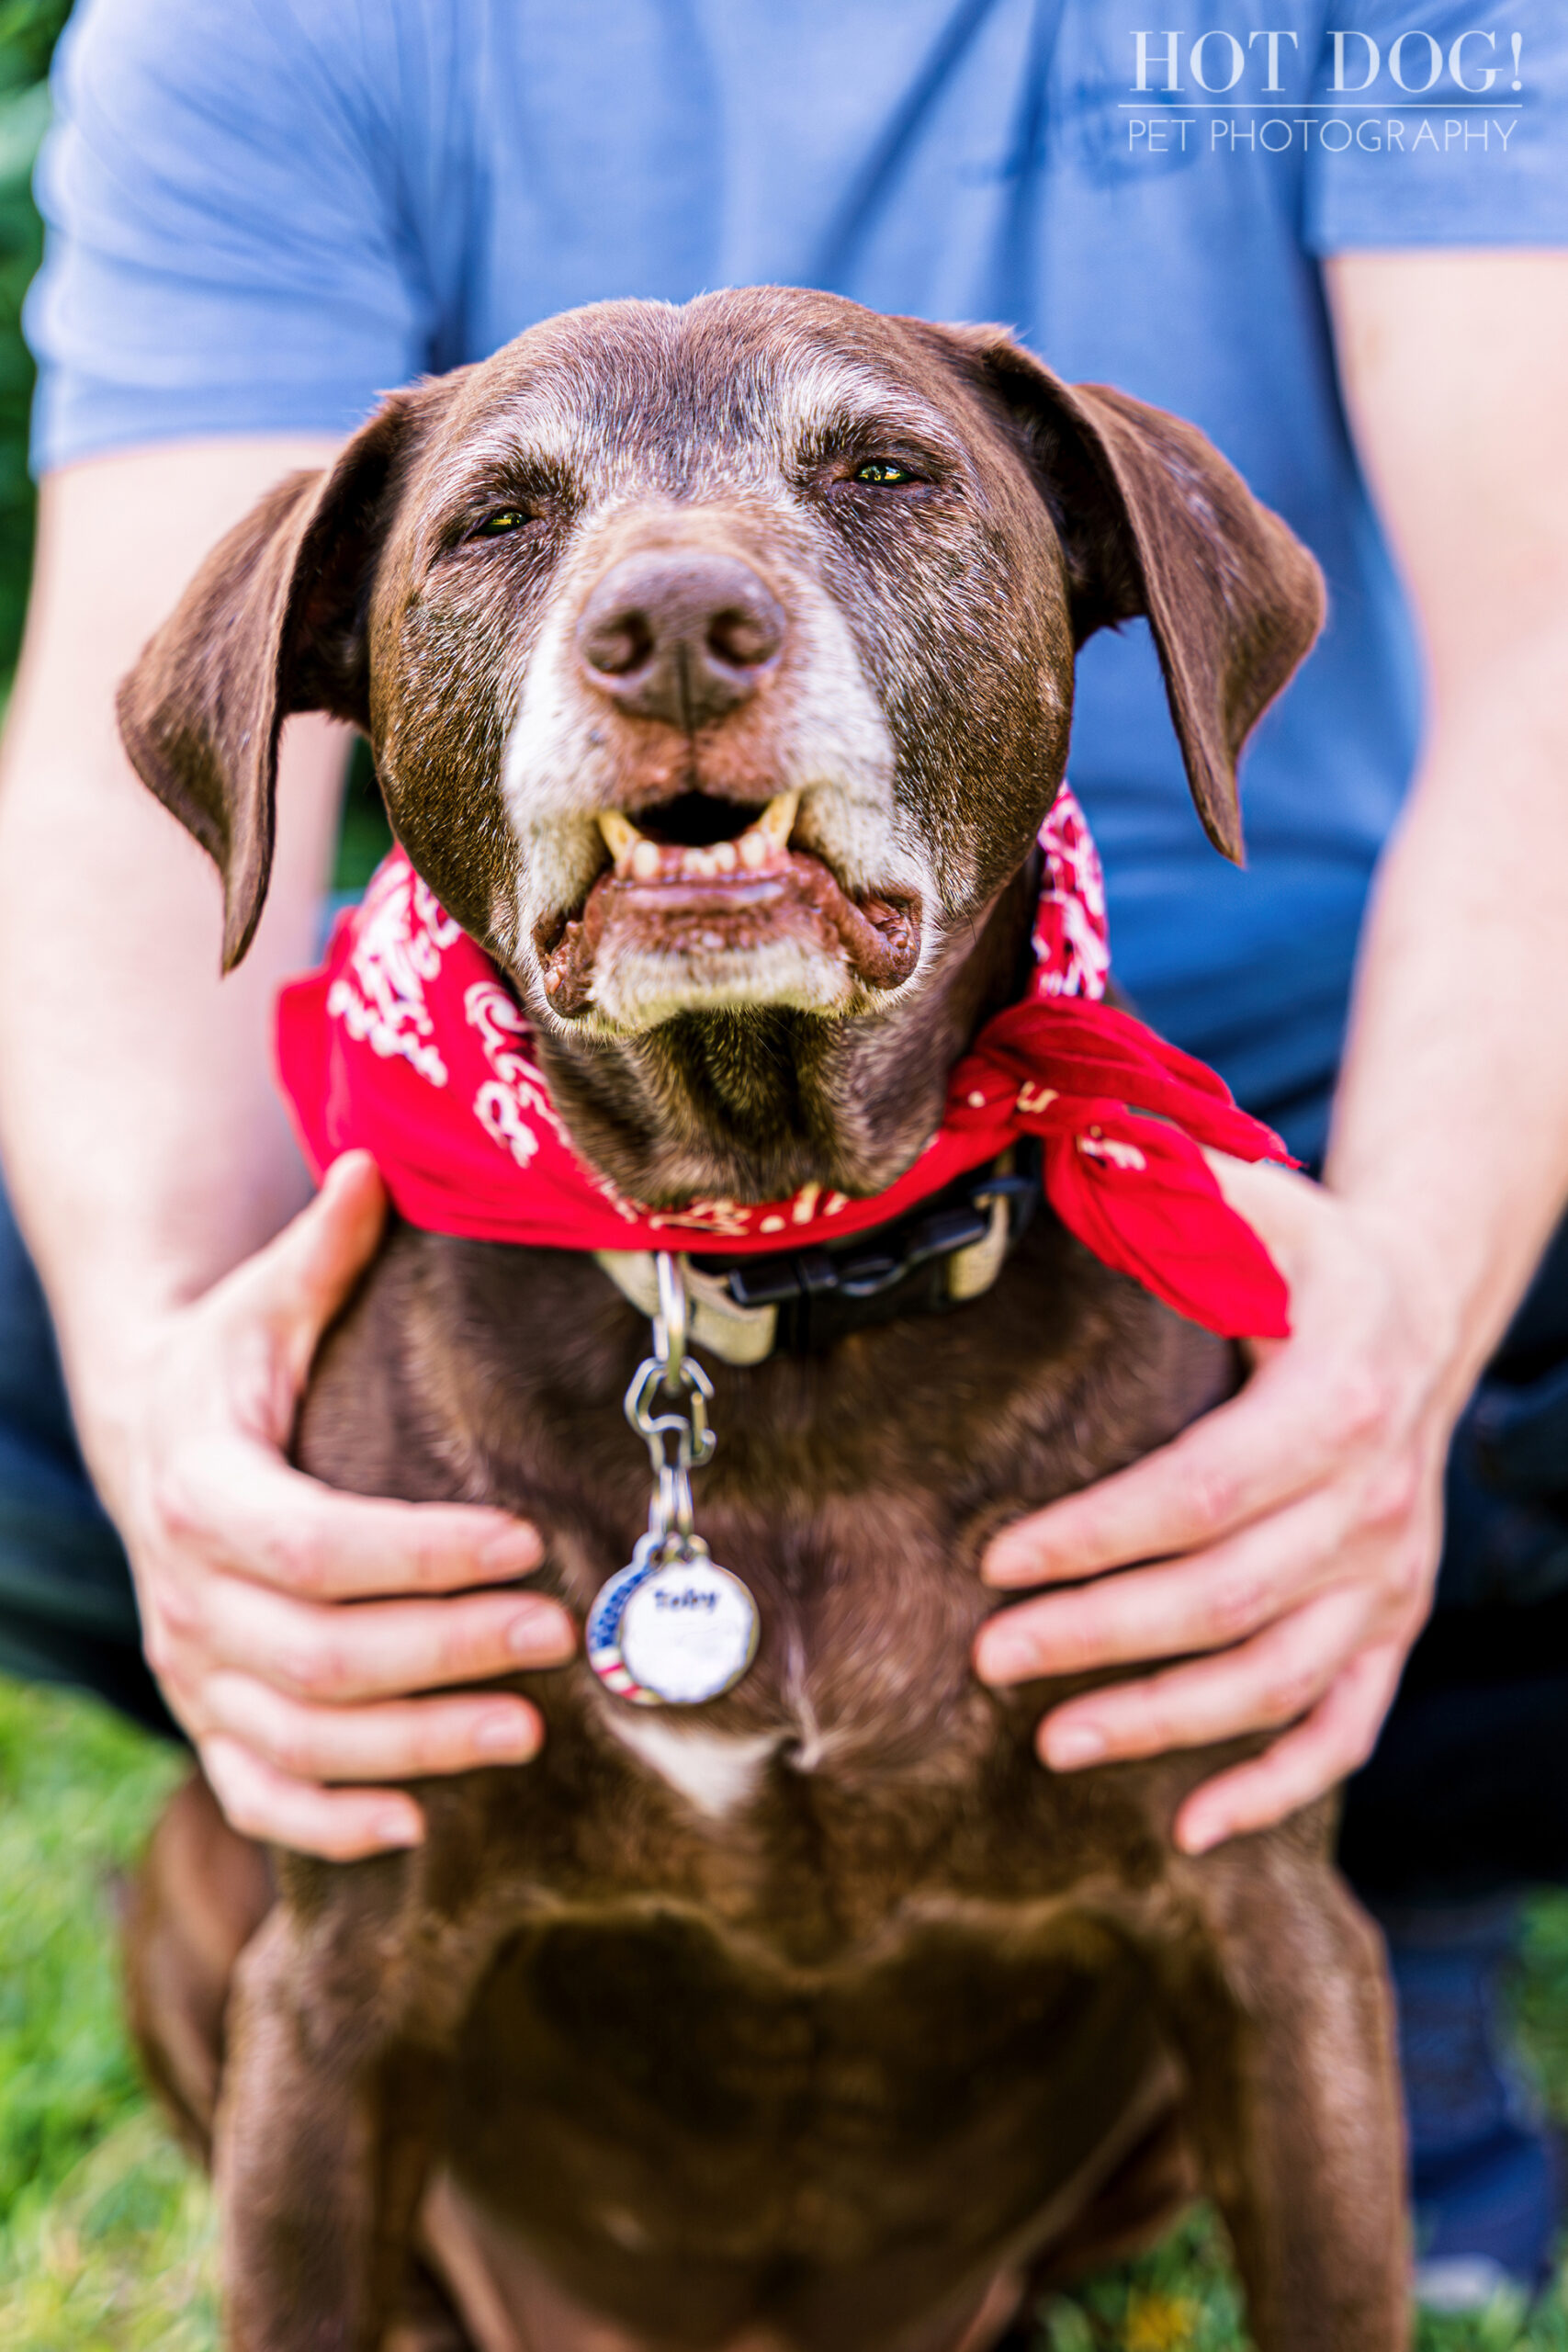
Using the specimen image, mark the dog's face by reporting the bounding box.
[118,293,1321,1045]
[367,297,1088,1040]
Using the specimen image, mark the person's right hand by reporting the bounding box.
[93,1152,576,1860]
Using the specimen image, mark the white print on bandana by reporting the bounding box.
[325,860,462,1088]
[464,979,574,1170]
[1032,787,1111,1001]
[465,980,652,1227]
[641,1182,854,1243]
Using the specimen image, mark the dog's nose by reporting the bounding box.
[575,551,786,729]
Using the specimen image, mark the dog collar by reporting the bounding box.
[275,789,1293,1341]
[594,1147,1039,1363]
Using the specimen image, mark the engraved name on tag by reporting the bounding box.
[587,1537,759,1707]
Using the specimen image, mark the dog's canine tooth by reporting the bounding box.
[598,809,644,869]
[758,790,799,848]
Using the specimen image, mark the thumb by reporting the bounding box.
[238,1151,389,1387]
[1201,1147,1325,1269]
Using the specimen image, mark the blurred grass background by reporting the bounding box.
[0,1,72,680]
[0,6,1562,2347]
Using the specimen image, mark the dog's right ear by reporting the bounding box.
[117,389,430,970]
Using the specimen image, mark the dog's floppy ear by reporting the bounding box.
[908,322,1325,863]
[117,389,430,968]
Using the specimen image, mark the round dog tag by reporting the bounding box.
[587,1537,759,1707]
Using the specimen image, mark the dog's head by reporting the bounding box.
[119,289,1320,1011]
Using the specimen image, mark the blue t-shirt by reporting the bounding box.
[26,0,1568,1160]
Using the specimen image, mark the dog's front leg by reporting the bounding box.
[1156,1815,1409,2352]
[214,1870,484,2352]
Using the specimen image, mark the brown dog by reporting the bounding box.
[118,288,1405,2352]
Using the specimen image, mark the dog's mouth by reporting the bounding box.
[535,790,922,1021]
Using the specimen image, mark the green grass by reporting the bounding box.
[0,1677,210,2347]
[1,1670,1565,2347]
[0,4,75,679]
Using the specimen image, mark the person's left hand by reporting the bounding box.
[974,1155,1462,1855]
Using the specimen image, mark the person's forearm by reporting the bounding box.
[0,444,348,1480]
[1325,631,1568,1406]
[1324,250,1568,1408]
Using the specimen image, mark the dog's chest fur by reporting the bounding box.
[300,1207,1228,1821]
[288,1209,1234,2321]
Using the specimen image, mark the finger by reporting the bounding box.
[201,1673,544,1783]
[200,1734,424,1860]
[186,1571,576,1702]
[230,1150,388,1396]
[1173,1641,1405,1854]
[976,1483,1360,1687]
[1031,1583,1375,1770]
[158,1430,547,1599]
[982,1351,1380,1589]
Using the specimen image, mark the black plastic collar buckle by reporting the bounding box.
[690,1150,1040,1356]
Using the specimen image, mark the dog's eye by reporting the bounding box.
[852,461,915,486]
[474,509,533,537]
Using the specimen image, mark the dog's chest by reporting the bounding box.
[442,1890,1169,2295]
[303,1215,1229,1824]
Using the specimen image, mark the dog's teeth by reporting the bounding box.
[683,849,716,879]
[631,838,661,881]
[598,809,644,869]
[733,790,799,871]
[711,840,738,874]
[758,790,799,848]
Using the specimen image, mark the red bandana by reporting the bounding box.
[276,791,1292,1340]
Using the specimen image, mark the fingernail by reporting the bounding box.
[376,1808,423,1847]
[479,1524,545,1576]
[976,1626,1036,1682]
[507,1603,576,1662]
[1045,1722,1108,1770]
[473,1706,539,1758]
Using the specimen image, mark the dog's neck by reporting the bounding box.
[528,864,1037,1207]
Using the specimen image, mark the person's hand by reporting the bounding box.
[92,1153,576,1860]
[975,1156,1461,1855]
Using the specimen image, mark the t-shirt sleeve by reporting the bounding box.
[1303,0,1568,252]
[26,0,437,472]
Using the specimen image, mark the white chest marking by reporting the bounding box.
[600,1713,779,1817]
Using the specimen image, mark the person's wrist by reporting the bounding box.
[1327,1185,1494,1432]
[49,1275,190,1526]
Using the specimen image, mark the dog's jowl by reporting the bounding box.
[118,290,1406,2352]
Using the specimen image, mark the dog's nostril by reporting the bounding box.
[575,551,786,729]
[581,608,655,680]
[708,605,782,672]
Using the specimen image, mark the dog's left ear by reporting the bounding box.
[117,383,445,968]
[908,322,1325,863]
